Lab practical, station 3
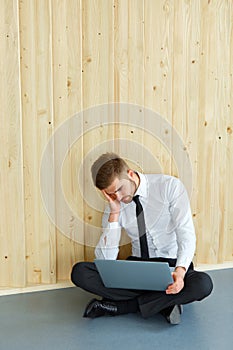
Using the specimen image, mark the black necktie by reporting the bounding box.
[133,195,149,259]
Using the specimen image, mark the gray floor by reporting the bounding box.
[0,269,233,350]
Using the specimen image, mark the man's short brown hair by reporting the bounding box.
[91,153,129,189]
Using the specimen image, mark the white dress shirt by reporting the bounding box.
[95,173,196,271]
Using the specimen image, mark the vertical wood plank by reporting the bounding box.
[114,0,145,169]
[60,0,84,276]
[144,0,174,176]
[196,0,221,264]
[225,0,233,261]
[51,0,84,281]
[0,0,25,287]
[114,0,129,104]
[172,0,200,264]
[19,0,56,283]
[214,0,233,263]
[82,0,115,261]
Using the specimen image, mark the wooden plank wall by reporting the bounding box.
[0,0,232,288]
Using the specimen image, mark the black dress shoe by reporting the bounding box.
[83,298,118,318]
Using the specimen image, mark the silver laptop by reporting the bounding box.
[94,259,174,291]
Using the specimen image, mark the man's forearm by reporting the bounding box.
[108,212,120,222]
[95,222,121,260]
[174,266,186,279]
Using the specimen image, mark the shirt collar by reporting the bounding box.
[134,172,148,199]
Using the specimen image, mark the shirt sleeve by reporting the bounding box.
[94,206,122,260]
[167,177,196,271]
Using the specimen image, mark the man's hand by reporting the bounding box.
[101,190,121,222]
[165,266,186,294]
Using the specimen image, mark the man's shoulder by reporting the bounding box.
[145,173,180,183]
[145,174,184,194]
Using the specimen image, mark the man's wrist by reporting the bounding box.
[108,213,119,222]
[174,266,186,279]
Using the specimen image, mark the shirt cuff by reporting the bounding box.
[175,257,192,272]
[108,221,120,228]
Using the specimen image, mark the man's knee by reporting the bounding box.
[196,272,213,300]
[71,262,89,288]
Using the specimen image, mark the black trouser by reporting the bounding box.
[71,257,213,318]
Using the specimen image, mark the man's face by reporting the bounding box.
[104,171,137,204]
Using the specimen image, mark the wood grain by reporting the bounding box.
[0,0,25,287]
[0,0,232,289]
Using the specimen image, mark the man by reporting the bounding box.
[71,153,213,324]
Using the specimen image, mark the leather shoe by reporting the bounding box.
[83,298,118,318]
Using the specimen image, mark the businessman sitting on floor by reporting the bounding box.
[71,153,213,324]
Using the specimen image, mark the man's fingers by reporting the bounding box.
[101,189,110,201]
[166,280,184,294]
[166,283,175,293]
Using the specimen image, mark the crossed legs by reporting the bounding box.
[71,258,213,318]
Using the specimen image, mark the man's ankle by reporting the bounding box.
[103,298,139,315]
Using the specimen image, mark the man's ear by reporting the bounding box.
[127,169,135,179]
